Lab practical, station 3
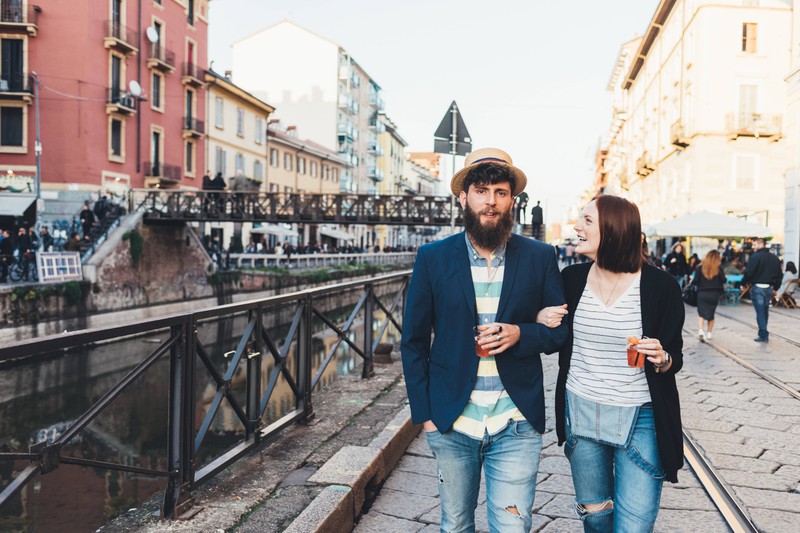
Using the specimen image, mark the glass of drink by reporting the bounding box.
[474,326,491,357]
[627,336,645,367]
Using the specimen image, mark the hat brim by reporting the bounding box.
[450,162,528,197]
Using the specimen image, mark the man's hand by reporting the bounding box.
[536,304,568,328]
[476,323,520,355]
[422,420,437,432]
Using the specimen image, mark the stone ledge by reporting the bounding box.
[284,485,354,533]
[368,405,421,479]
[308,445,384,516]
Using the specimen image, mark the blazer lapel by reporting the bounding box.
[454,233,478,321]
[496,235,520,322]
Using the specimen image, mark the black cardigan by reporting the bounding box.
[555,263,685,482]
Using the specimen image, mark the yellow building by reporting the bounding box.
[267,123,346,195]
[204,70,275,190]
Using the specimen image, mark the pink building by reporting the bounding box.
[0,0,208,225]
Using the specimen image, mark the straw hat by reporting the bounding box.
[450,147,528,197]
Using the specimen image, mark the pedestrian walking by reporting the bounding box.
[401,147,568,532]
[742,238,782,342]
[664,242,689,288]
[38,226,54,252]
[0,229,13,282]
[80,203,96,239]
[689,249,726,340]
[538,195,684,532]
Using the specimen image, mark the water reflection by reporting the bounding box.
[0,283,403,532]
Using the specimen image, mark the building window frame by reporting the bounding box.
[149,124,165,175]
[236,107,244,137]
[254,159,263,181]
[108,49,127,98]
[235,152,245,176]
[732,153,759,190]
[109,114,125,162]
[184,139,195,177]
[269,148,279,167]
[297,155,306,175]
[0,103,27,153]
[150,71,164,112]
[742,22,757,53]
[283,152,293,171]
[255,116,264,144]
[214,145,227,176]
[215,96,223,129]
[310,160,318,178]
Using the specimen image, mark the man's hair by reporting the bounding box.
[594,195,643,273]
[754,238,766,247]
[462,162,515,194]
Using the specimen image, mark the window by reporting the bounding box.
[297,156,306,174]
[1,106,23,147]
[269,183,278,193]
[110,118,123,158]
[310,161,318,177]
[270,148,279,167]
[151,72,162,109]
[1,39,24,91]
[150,128,161,171]
[235,153,245,175]
[284,152,292,171]
[187,0,195,25]
[255,117,264,144]
[185,89,194,121]
[254,160,263,180]
[738,84,758,125]
[742,23,757,53]
[734,155,757,189]
[332,168,339,183]
[236,107,244,137]
[284,186,293,193]
[215,97,223,128]
[185,141,194,174]
[215,146,227,176]
[111,54,122,98]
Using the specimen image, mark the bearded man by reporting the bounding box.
[401,148,568,532]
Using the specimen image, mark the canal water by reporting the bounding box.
[0,283,403,532]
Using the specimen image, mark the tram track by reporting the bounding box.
[679,324,800,531]
[714,309,800,349]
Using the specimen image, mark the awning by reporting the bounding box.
[0,195,35,216]
[319,227,355,241]
[249,224,298,237]
[646,211,772,239]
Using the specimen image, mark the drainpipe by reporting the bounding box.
[136,0,142,175]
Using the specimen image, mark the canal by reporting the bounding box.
[0,282,403,533]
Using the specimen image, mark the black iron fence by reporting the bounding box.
[0,272,410,519]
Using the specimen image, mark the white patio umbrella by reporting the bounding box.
[646,211,772,239]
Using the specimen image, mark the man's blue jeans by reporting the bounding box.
[750,285,772,341]
[565,404,664,533]
[425,420,542,533]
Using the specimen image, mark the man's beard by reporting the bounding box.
[463,202,514,250]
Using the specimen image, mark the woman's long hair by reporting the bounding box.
[701,250,722,280]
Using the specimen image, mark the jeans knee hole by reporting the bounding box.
[576,500,614,518]
[504,505,522,518]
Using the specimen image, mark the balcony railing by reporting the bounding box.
[369,93,384,110]
[635,152,655,177]
[147,43,176,72]
[104,20,138,54]
[181,62,203,86]
[183,116,205,136]
[0,72,31,94]
[106,89,136,113]
[0,3,39,34]
[367,167,384,182]
[670,121,690,148]
[726,112,782,140]
[144,161,182,182]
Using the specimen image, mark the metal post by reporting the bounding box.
[362,284,375,378]
[246,309,262,439]
[32,72,41,212]
[449,102,458,235]
[298,296,315,423]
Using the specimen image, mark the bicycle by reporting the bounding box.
[9,252,39,283]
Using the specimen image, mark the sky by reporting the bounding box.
[208,0,660,224]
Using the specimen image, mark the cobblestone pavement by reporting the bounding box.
[356,304,800,532]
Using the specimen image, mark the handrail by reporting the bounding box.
[0,272,411,520]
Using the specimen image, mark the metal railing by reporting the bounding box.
[104,20,137,50]
[183,116,205,134]
[0,72,31,93]
[229,251,416,269]
[0,3,38,25]
[147,43,176,69]
[0,272,410,518]
[144,161,182,182]
[182,62,202,82]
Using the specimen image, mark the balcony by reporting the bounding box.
[337,95,357,115]
[181,62,204,86]
[670,121,690,148]
[369,115,386,133]
[367,166,384,182]
[182,116,204,137]
[104,20,138,55]
[146,43,176,73]
[367,143,384,156]
[144,161,182,183]
[369,92,384,110]
[726,112,782,141]
[338,124,355,143]
[0,73,32,102]
[0,3,39,35]
[106,89,136,115]
[635,152,655,177]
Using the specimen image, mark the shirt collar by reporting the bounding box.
[464,233,507,263]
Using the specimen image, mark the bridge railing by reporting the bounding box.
[229,251,416,269]
[0,271,411,519]
[129,189,462,226]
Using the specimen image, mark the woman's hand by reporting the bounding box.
[636,337,670,369]
[536,304,568,328]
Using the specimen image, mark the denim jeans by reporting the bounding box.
[750,285,772,341]
[425,420,543,533]
[565,404,664,533]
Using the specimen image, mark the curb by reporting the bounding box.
[289,405,420,532]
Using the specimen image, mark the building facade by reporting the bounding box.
[231,20,388,195]
[784,1,800,264]
[204,70,274,190]
[0,0,208,226]
[597,0,790,244]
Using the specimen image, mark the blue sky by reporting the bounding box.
[208,0,660,223]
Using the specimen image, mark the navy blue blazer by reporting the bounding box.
[401,232,568,434]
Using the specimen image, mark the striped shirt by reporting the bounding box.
[566,273,651,407]
[452,235,525,439]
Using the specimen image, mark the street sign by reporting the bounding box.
[433,101,472,156]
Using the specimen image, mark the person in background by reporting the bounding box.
[80,203,96,239]
[39,226,54,252]
[664,243,689,288]
[776,261,797,307]
[65,232,82,252]
[538,195,684,532]
[0,229,13,282]
[689,250,726,340]
[742,238,782,343]
[687,253,700,275]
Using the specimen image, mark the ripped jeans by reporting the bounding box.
[425,420,542,533]
[565,404,664,533]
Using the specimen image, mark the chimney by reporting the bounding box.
[224,70,232,79]
[268,118,281,130]
[286,125,298,137]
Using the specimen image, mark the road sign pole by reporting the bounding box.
[449,103,457,235]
